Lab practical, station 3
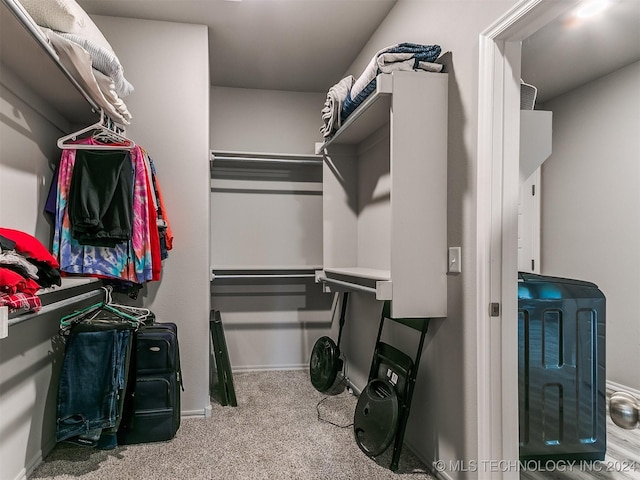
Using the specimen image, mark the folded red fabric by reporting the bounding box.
[0,267,40,295]
[0,228,59,268]
[0,291,42,313]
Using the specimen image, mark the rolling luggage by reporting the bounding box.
[118,321,183,445]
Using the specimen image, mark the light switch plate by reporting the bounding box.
[448,247,461,273]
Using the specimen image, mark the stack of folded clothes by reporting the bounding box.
[321,43,443,139]
[0,228,62,314]
[19,0,134,125]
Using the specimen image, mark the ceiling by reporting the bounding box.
[77,0,640,98]
[522,0,640,103]
[77,0,397,93]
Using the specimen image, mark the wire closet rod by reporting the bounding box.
[211,150,322,166]
[212,273,316,280]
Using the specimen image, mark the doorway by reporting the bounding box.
[477,0,640,478]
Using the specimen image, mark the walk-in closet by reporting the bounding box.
[2,1,639,480]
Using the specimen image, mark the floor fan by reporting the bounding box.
[309,292,349,393]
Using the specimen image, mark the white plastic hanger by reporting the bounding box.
[57,110,135,150]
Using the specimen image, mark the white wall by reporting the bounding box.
[337,0,517,476]
[0,78,66,480]
[541,60,640,391]
[93,16,211,415]
[211,86,325,155]
[0,83,59,236]
[1,14,211,480]
[210,87,333,370]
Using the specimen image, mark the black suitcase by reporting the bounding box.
[118,321,183,445]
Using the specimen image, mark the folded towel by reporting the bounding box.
[43,28,131,125]
[58,32,134,97]
[341,43,442,122]
[351,43,441,100]
[93,69,133,123]
[320,75,354,138]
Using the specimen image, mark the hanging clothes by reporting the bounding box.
[147,157,174,258]
[56,325,132,448]
[68,149,134,247]
[52,139,157,285]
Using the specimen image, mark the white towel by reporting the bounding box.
[320,75,354,138]
[93,69,133,123]
[43,28,131,125]
[59,32,134,97]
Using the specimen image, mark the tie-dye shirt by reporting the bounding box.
[52,141,153,283]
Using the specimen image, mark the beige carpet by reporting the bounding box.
[31,370,434,480]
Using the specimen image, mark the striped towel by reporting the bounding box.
[342,43,442,122]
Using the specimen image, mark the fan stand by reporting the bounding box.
[309,292,349,393]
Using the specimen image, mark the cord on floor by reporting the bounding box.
[316,377,354,429]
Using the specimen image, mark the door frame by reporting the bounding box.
[475,1,578,478]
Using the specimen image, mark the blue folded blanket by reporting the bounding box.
[341,43,441,122]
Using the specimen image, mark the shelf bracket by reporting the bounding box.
[316,274,392,300]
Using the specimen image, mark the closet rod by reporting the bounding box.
[212,156,322,166]
[212,273,316,280]
[211,150,322,165]
[318,277,377,295]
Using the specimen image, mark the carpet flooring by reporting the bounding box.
[30,370,433,480]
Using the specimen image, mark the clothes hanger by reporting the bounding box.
[59,287,142,331]
[101,286,154,324]
[57,110,135,151]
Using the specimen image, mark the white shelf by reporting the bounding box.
[318,74,393,149]
[318,267,392,301]
[4,278,103,337]
[319,71,448,318]
[324,267,390,281]
[0,0,100,127]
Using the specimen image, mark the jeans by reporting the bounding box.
[56,326,131,444]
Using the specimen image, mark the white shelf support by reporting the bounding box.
[315,274,393,300]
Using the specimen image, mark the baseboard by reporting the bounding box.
[344,375,361,396]
[182,406,211,418]
[14,435,57,480]
[231,363,308,373]
[607,380,640,399]
[403,438,451,480]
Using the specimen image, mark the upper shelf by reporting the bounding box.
[0,0,99,126]
[317,74,393,150]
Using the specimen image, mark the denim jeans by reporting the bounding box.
[56,326,131,443]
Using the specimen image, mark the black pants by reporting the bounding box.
[68,149,133,247]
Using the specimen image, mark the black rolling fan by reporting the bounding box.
[309,292,349,393]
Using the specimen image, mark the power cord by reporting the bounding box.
[316,376,354,429]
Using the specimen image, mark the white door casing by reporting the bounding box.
[476,1,578,478]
